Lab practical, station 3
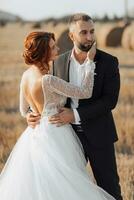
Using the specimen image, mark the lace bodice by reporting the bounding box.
[20,62,95,117]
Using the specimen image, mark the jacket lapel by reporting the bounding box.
[64,51,72,82]
[94,49,100,71]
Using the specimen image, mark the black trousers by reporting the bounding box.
[72,125,123,200]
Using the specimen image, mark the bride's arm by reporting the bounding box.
[43,62,96,99]
[19,75,30,117]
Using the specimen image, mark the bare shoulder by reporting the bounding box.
[21,68,31,82]
[20,68,37,90]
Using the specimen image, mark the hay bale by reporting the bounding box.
[96,23,125,47]
[96,24,115,47]
[130,33,134,50]
[130,25,134,50]
[106,26,125,46]
[57,28,73,54]
[121,25,133,49]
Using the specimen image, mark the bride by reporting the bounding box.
[0,31,115,200]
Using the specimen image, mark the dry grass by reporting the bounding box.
[114,69,134,154]
[0,23,134,199]
[117,154,134,200]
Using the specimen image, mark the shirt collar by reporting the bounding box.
[70,48,88,65]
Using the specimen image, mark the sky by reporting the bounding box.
[0,0,134,20]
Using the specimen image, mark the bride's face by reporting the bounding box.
[49,38,59,61]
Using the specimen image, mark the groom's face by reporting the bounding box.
[69,20,95,52]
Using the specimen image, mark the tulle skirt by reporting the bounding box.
[0,116,115,200]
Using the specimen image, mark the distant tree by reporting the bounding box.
[113,14,119,22]
[31,22,42,29]
[0,20,7,27]
[102,14,109,22]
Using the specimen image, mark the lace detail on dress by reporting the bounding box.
[20,62,96,117]
[42,62,95,99]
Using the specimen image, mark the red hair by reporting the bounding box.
[23,31,55,68]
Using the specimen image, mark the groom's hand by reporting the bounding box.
[26,112,41,129]
[49,107,75,127]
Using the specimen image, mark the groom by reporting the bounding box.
[27,13,123,199]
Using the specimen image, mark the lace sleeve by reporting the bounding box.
[19,76,29,117]
[43,62,95,99]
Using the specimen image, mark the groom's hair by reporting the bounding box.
[69,13,93,32]
[23,31,55,66]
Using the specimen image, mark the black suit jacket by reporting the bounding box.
[52,49,120,147]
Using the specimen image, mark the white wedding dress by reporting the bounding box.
[0,64,115,200]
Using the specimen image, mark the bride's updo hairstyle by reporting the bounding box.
[23,31,55,69]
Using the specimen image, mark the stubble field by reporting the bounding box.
[0,22,134,199]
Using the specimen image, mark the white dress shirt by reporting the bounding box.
[69,49,95,124]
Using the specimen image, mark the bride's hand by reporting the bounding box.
[87,41,96,61]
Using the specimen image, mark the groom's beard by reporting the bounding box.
[77,41,95,52]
